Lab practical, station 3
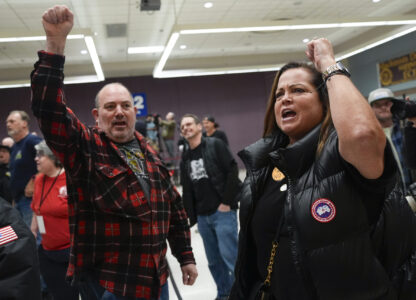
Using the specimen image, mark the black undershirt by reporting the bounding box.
[188,144,221,215]
[251,173,308,299]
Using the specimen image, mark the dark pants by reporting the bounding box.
[38,245,80,300]
[77,273,169,300]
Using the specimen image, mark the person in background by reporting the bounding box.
[0,144,12,204]
[135,118,147,137]
[368,88,416,190]
[31,5,197,299]
[0,196,41,300]
[230,38,416,299]
[6,110,42,226]
[160,112,177,163]
[30,141,79,300]
[202,116,229,146]
[146,114,159,151]
[180,114,240,300]
[2,137,14,148]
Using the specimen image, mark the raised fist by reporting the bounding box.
[42,5,74,54]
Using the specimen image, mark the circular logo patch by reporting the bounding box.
[311,198,336,223]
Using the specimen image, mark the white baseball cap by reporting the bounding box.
[368,88,396,105]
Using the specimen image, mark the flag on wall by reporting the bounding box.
[0,225,18,246]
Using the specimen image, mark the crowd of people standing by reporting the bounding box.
[0,4,416,300]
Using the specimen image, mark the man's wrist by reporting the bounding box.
[46,38,67,55]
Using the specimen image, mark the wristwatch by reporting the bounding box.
[322,62,350,83]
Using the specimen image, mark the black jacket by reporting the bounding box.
[0,164,12,204]
[404,122,416,170]
[230,126,416,300]
[180,137,241,226]
[0,197,41,300]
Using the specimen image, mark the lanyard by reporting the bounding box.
[38,168,62,215]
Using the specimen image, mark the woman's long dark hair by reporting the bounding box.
[263,62,333,155]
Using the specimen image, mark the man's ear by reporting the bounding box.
[92,108,99,123]
[197,123,203,131]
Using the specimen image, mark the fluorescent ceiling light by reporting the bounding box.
[128,46,165,54]
[0,33,104,88]
[0,83,30,89]
[336,26,416,61]
[153,32,180,76]
[179,20,416,35]
[80,49,88,55]
[0,34,85,43]
[180,45,187,50]
[204,2,213,8]
[84,36,104,81]
[155,65,282,78]
[0,75,103,89]
[154,20,416,78]
[303,38,310,43]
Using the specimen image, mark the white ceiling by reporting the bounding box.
[0,0,416,86]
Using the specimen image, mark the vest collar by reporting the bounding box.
[268,124,321,179]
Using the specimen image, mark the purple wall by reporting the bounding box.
[0,71,276,164]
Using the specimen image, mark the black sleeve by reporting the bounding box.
[404,122,416,169]
[372,185,416,299]
[213,139,241,206]
[217,131,229,146]
[179,159,197,227]
[0,175,13,204]
[340,140,398,195]
[0,198,41,300]
[334,133,398,224]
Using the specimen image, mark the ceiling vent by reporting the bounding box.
[140,0,161,11]
[106,23,127,38]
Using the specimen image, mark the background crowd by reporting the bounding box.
[0,4,416,300]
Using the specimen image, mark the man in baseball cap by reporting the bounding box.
[368,87,413,192]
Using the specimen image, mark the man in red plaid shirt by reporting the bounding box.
[30,5,198,300]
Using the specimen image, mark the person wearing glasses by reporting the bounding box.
[31,141,79,300]
[230,38,416,299]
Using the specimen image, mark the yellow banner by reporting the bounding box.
[379,52,416,87]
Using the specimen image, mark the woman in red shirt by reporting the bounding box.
[30,141,79,300]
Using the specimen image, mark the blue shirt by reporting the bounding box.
[391,121,412,189]
[9,134,42,199]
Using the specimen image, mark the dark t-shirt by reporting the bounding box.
[9,134,42,199]
[203,130,229,146]
[115,139,151,201]
[251,173,309,299]
[188,144,221,215]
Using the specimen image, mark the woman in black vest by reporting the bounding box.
[230,38,416,300]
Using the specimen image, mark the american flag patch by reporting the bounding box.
[0,226,18,246]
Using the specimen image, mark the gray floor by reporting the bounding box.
[166,226,217,300]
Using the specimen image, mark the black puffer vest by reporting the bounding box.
[230,125,416,300]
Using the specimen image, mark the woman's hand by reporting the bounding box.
[305,38,336,73]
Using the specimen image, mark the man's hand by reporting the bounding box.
[217,203,231,212]
[181,264,198,285]
[305,38,336,73]
[42,5,74,55]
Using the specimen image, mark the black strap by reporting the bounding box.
[38,168,62,214]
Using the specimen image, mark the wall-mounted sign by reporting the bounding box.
[132,93,148,116]
[379,52,416,87]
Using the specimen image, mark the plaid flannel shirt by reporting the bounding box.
[31,51,195,299]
